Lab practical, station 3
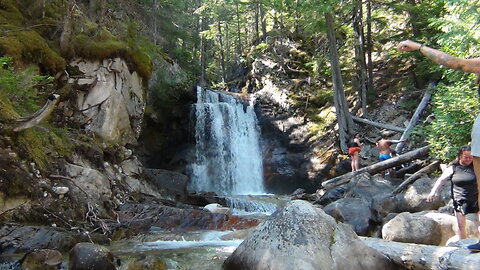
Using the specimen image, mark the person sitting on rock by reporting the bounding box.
[427,145,480,241]
[348,133,363,172]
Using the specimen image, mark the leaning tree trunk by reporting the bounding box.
[325,13,354,153]
[60,0,76,56]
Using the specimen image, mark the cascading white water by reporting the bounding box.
[189,86,265,195]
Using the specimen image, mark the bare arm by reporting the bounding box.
[426,166,454,202]
[398,40,480,74]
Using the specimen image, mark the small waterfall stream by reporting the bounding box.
[189,86,265,195]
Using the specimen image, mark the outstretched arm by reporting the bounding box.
[426,165,454,202]
[397,40,480,75]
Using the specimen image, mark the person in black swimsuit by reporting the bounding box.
[427,145,479,240]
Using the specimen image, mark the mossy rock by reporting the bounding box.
[0,30,65,74]
[72,27,153,81]
[15,127,72,170]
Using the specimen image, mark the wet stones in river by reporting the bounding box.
[69,242,118,270]
[20,249,63,270]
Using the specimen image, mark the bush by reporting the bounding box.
[423,81,479,161]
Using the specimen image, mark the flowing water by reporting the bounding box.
[0,87,281,270]
[188,87,265,195]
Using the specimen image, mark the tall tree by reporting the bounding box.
[352,0,368,116]
[325,12,354,153]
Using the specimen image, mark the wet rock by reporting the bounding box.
[126,255,167,270]
[0,223,109,254]
[69,242,117,270]
[143,168,188,199]
[117,202,259,232]
[20,249,63,270]
[204,203,232,216]
[223,200,397,270]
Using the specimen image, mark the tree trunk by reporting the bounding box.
[254,0,259,41]
[325,12,354,153]
[391,160,440,194]
[236,1,242,56]
[360,237,480,269]
[199,15,207,86]
[260,1,267,40]
[351,116,405,132]
[353,0,368,117]
[320,145,430,190]
[395,83,434,153]
[366,0,374,94]
[217,21,226,82]
[60,0,75,56]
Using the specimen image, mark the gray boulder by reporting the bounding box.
[69,242,117,270]
[382,212,442,245]
[223,200,397,270]
[323,197,374,236]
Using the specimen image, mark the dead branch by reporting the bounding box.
[351,115,405,132]
[391,160,440,194]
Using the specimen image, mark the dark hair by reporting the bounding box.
[457,145,471,159]
[449,145,471,166]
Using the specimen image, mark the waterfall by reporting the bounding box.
[189,86,265,195]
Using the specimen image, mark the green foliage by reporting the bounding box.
[423,82,479,161]
[72,26,153,81]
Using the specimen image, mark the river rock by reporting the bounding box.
[126,255,167,270]
[204,203,232,216]
[0,224,108,254]
[20,249,63,270]
[223,200,397,270]
[382,212,442,245]
[323,197,374,236]
[69,242,117,270]
[143,168,188,199]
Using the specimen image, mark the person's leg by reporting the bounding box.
[353,152,359,171]
[351,157,355,171]
[455,212,467,239]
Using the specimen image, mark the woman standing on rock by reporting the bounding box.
[348,133,363,172]
[427,145,480,240]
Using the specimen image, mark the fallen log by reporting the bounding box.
[320,145,430,190]
[13,94,60,132]
[360,237,480,270]
[391,160,440,194]
[395,83,434,153]
[351,116,405,132]
[393,160,424,178]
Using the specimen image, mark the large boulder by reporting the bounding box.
[143,168,189,199]
[69,242,117,270]
[323,198,374,236]
[20,249,63,270]
[396,177,444,212]
[223,200,397,270]
[382,212,442,245]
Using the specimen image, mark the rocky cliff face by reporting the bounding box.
[71,57,145,145]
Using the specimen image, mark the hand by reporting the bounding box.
[397,40,422,52]
[426,192,437,202]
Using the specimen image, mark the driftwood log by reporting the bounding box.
[395,83,434,153]
[361,237,480,270]
[320,145,430,190]
[351,115,405,132]
[391,160,440,194]
[13,94,60,132]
